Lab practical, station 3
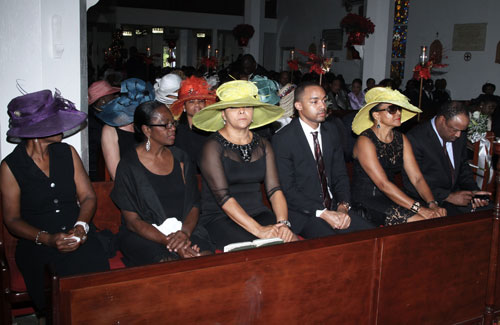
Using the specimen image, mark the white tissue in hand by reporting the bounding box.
[153,217,182,236]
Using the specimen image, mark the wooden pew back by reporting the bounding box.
[55,210,494,324]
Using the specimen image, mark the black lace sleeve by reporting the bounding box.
[262,138,282,198]
[199,137,232,207]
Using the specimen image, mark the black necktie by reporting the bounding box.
[443,141,455,184]
[311,131,332,209]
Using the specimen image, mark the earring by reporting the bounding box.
[34,138,38,143]
[376,121,381,129]
[223,119,226,125]
[146,137,151,152]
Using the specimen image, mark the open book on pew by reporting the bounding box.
[223,238,284,253]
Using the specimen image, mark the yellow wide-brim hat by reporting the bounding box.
[193,80,284,132]
[351,87,422,135]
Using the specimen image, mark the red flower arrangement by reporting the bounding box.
[232,24,255,46]
[287,59,299,71]
[413,61,448,80]
[297,49,332,75]
[201,56,218,69]
[340,13,375,45]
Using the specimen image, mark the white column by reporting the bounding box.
[178,29,189,67]
[0,0,88,163]
[244,0,264,62]
[362,0,393,84]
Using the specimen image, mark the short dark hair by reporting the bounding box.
[436,101,467,120]
[352,78,362,86]
[134,100,169,142]
[482,82,496,93]
[294,81,320,103]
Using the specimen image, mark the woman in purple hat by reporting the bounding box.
[0,89,109,313]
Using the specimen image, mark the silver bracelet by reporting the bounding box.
[410,201,421,214]
[35,230,48,245]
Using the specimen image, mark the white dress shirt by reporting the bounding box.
[431,117,455,168]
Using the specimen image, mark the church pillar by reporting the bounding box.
[244,0,264,63]
[362,0,393,84]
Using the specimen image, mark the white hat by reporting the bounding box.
[154,73,182,105]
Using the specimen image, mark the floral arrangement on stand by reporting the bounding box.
[297,49,333,75]
[232,24,255,47]
[201,56,218,69]
[340,13,375,46]
[468,111,489,144]
[413,61,448,80]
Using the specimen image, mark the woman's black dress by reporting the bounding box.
[115,127,136,156]
[3,142,109,310]
[111,147,213,266]
[351,129,415,226]
[199,132,281,250]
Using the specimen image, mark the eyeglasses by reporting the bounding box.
[375,105,402,114]
[148,121,179,129]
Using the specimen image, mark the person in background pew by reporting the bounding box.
[351,87,447,226]
[403,101,491,216]
[273,81,373,238]
[0,89,109,313]
[97,78,155,179]
[111,101,213,266]
[194,80,297,250]
[169,76,216,168]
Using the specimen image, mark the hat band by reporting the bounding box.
[10,90,75,128]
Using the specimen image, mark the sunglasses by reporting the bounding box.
[148,120,179,130]
[375,105,403,114]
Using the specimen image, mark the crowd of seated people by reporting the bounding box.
[3,49,497,320]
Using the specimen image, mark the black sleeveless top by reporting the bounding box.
[116,127,137,156]
[4,142,80,235]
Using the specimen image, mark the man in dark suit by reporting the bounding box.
[272,81,372,238]
[403,101,490,216]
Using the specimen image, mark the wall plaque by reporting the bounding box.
[452,23,487,51]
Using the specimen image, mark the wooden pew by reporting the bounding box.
[53,209,499,324]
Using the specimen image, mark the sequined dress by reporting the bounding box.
[352,128,415,226]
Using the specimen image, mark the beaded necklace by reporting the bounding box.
[215,131,259,162]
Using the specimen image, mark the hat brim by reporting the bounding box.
[351,99,422,135]
[88,86,120,105]
[170,95,217,119]
[193,97,284,132]
[7,110,87,143]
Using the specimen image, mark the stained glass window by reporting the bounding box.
[391,0,410,79]
[394,0,410,25]
[391,61,405,80]
[392,25,407,59]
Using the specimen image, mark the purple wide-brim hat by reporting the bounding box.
[7,89,87,142]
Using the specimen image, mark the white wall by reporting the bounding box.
[405,0,500,99]
[276,0,362,83]
[0,0,86,160]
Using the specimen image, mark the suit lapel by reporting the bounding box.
[291,118,317,166]
[320,123,332,175]
[426,122,453,184]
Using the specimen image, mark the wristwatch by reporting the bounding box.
[278,220,292,228]
[74,221,89,234]
[337,201,351,211]
[427,200,439,207]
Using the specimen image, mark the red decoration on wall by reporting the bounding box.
[287,59,299,71]
[340,13,375,46]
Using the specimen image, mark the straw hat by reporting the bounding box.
[7,89,87,142]
[278,83,296,118]
[351,87,421,135]
[192,80,284,132]
[88,80,120,106]
[96,78,155,127]
[169,76,216,119]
